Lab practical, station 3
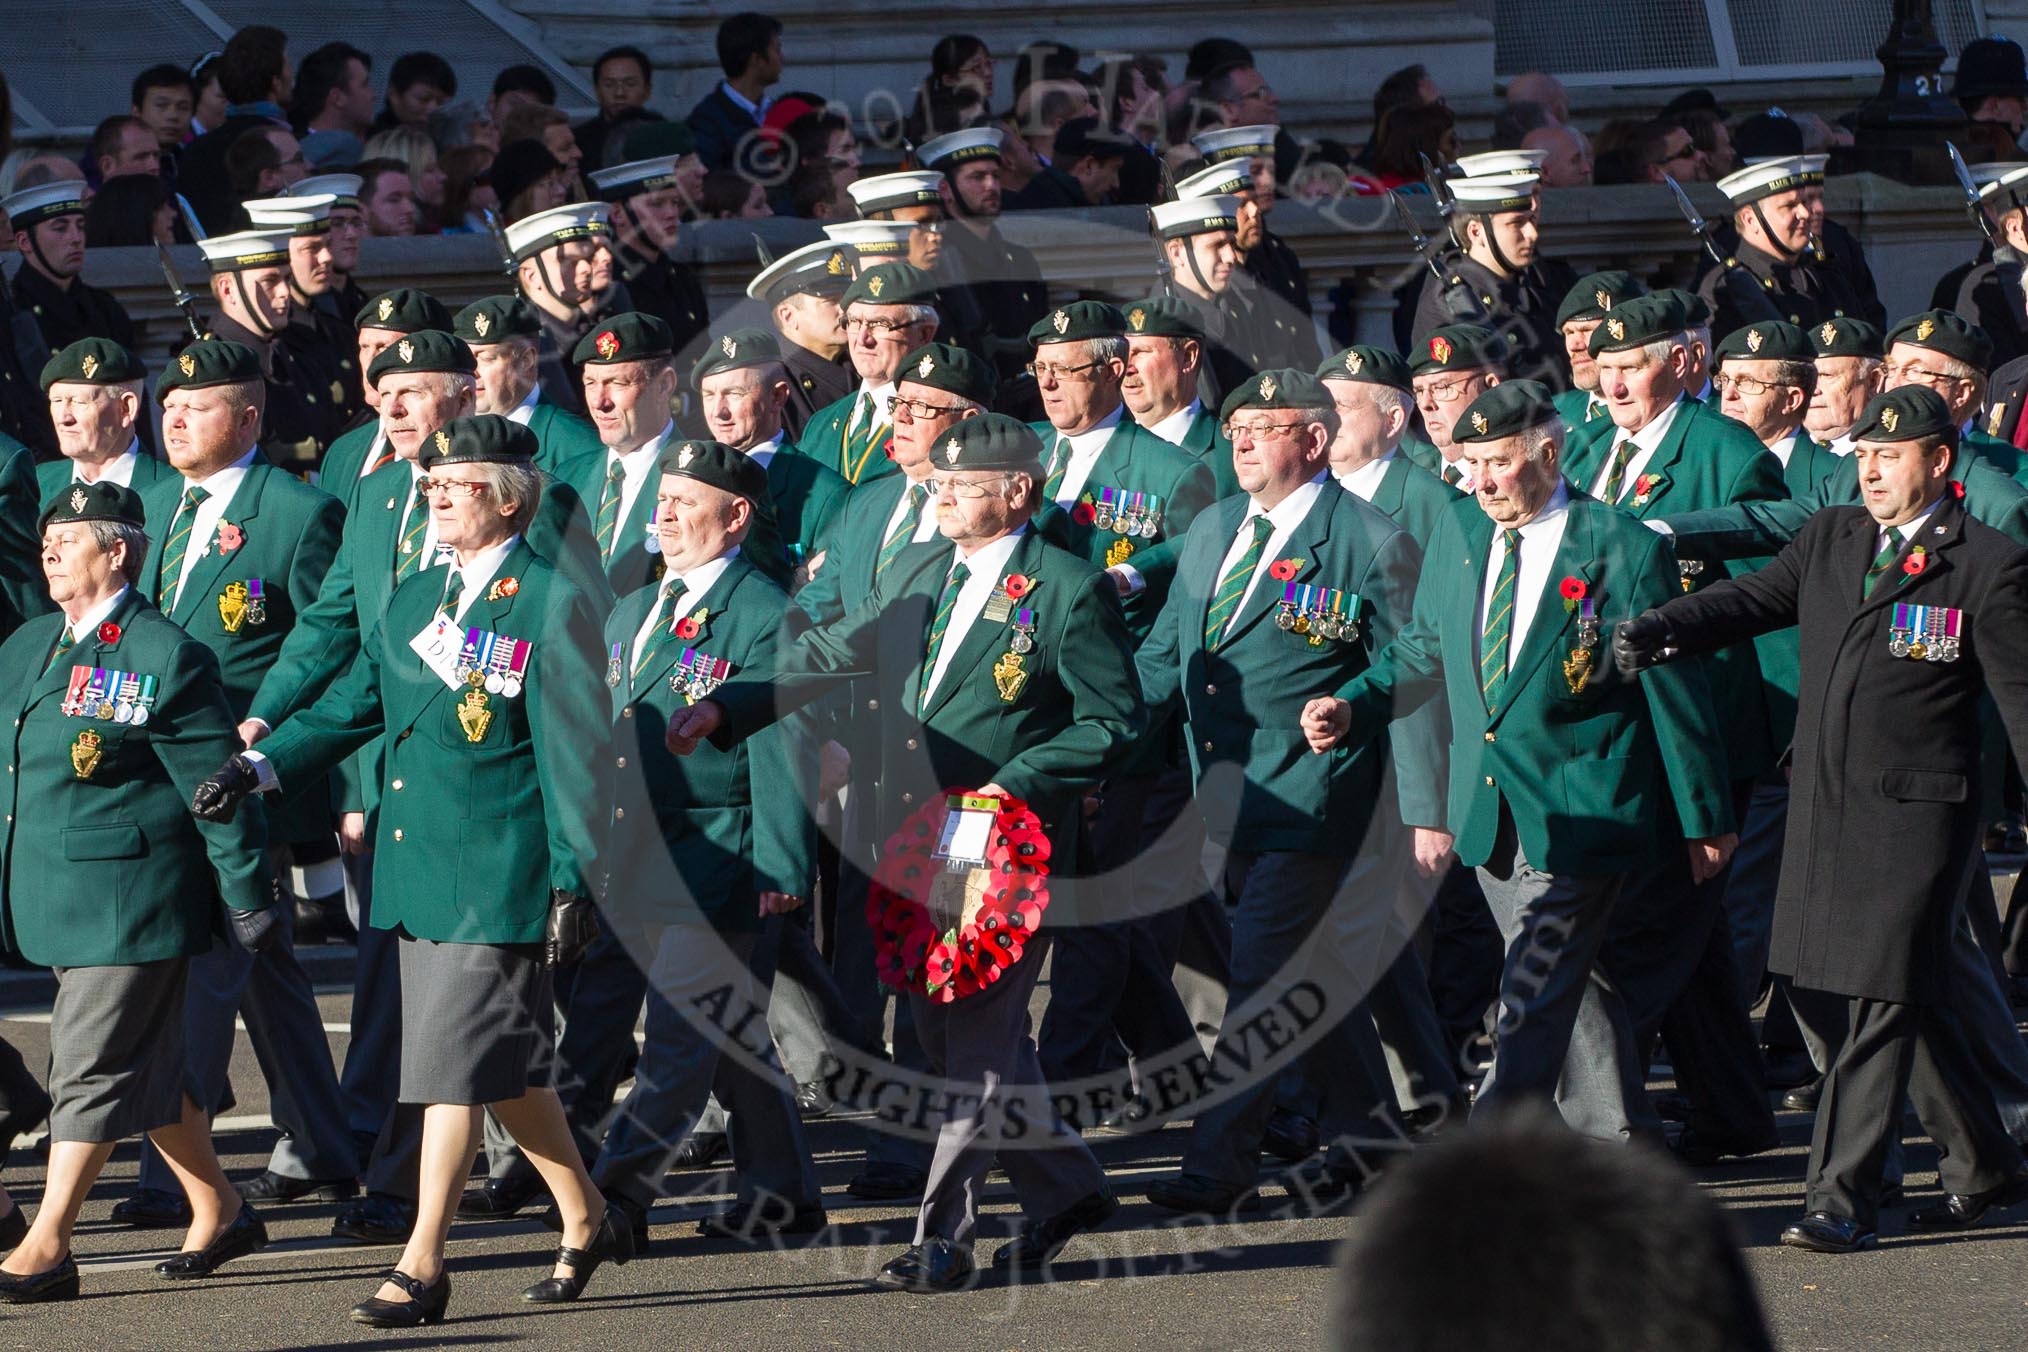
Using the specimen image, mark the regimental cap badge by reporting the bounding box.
[1881,406,1899,433]
[1258,374,1278,400]
[720,334,737,358]
[1746,328,1764,352]
[1917,317,1935,341]
[1595,288,1611,310]
[1471,411,1488,433]
[69,487,86,512]
[178,353,195,376]
[1606,317,1625,341]
[1128,307,1146,332]
[398,339,415,363]
[944,436,962,464]
[378,297,394,321]
[1429,335,1453,364]
[825,249,846,276]
[595,330,619,359]
[1820,321,1838,346]
[80,353,98,379]
[1052,309,1070,334]
[678,443,697,468]
[1345,350,1364,374]
[433,430,450,454]
[917,353,936,378]
[473,312,491,338]
[867,274,885,298]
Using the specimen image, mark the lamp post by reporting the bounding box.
[1849,0,1966,182]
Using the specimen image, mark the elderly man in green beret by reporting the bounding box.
[1121,294,1238,497]
[38,338,172,503]
[454,296,604,472]
[787,262,944,489]
[669,412,1142,1291]
[554,312,682,598]
[1876,310,2028,482]
[1552,270,1647,454]
[1409,323,1506,488]
[317,288,457,504]
[1810,318,1885,455]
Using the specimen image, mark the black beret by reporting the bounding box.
[38,479,146,534]
[690,327,782,389]
[1884,310,1992,373]
[1657,287,1712,329]
[156,340,262,400]
[1317,345,1411,392]
[1411,324,1505,375]
[41,337,146,391]
[357,287,454,335]
[896,342,995,406]
[1122,295,1203,339]
[840,261,939,309]
[1587,293,1689,356]
[927,412,1046,473]
[1850,387,1957,446]
[1556,270,1646,330]
[455,295,541,345]
[573,311,674,365]
[654,439,769,504]
[1218,368,1330,421]
[1810,317,1884,360]
[1713,320,1814,364]
[418,414,539,469]
[1028,300,1127,347]
[367,330,477,385]
[1453,379,1560,443]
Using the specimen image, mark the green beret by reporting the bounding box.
[1587,293,1689,356]
[1713,320,1814,365]
[367,330,477,386]
[1411,324,1505,376]
[38,479,146,534]
[1810,317,1884,360]
[1657,287,1712,329]
[928,412,1046,473]
[156,340,262,400]
[40,337,146,392]
[1453,379,1560,444]
[1317,345,1411,392]
[1122,295,1202,339]
[1884,309,1993,372]
[691,327,782,390]
[573,312,674,365]
[654,439,769,504]
[356,287,454,335]
[1218,368,1330,422]
[896,342,995,406]
[841,261,939,310]
[1028,300,1127,347]
[418,414,539,469]
[454,295,541,345]
[1850,387,1958,446]
[1555,270,1646,330]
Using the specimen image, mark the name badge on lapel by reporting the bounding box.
[1889,602,1963,662]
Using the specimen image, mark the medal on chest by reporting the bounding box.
[1889,602,1962,662]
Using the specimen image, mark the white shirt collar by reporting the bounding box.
[505,385,541,425]
[1248,473,1327,532]
[446,533,522,621]
[720,81,771,121]
[1624,394,1687,455]
[73,441,140,487]
[662,545,739,607]
[1767,428,1806,467]
[1059,402,1126,455]
[1512,480,1572,536]
[849,380,895,432]
[1144,399,1203,447]
[183,446,258,497]
[66,585,131,643]
[951,522,1027,572]
[745,428,787,468]
[1882,500,1941,549]
[1336,450,1396,501]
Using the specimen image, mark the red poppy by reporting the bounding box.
[97,622,121,644]
[216,522,244,553]
[883,438,896,460]
[1072,502,1097,525]
[674,617,701,640]
[1560,577,1586,600]
[1268,557,1301,581]
[1903,546,1927,576]
[494,577,519,598]
[1003,573,1033,599]
[1952,480,1967,499]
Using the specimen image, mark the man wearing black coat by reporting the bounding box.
[1618,386,2028,1253]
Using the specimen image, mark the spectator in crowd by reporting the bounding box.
[1009,38,1081,98]
[88,116,161,187]
[1597,117,1704,186]
[688,11,786,173]
[1357,62,1443,169]
[439,145,497,234]
[176,25,293,232]
[1504,71,1570,125]
[293,42,374,170]
[787,110,858,187]
[1366,102,1458,190]
[362,127,447,233]
[500,104,583,197]
[788,160,850,219]
[354,155,418,236]
[431,101,500,154]
[1011,78,1096,166]
[130,64,196,153]
[223,124,308,220]
[373,51,456,134]
[1953,36,2028,159]
[577,46,660,168]
[1492,106,1594,189]
[928,34,995,105]
[906,84,988,145]
[699,168,772,220]
[1491,100,1554,150]
[992,107,1045,197]
[190,50,228,137]
[490,64,555,127]
[488,139,568,223]
[1199,58,1280,134]
[83,172,176,247]
[1681,108,1736,180]
[1007,116,1131,209]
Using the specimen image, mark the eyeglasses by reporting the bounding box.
[1414,377,1484,405]
[1712,373,1796,397]
[419,477,491,498]
[846,317,911,338]
[1881,362,1964,386]
[1221,418,1311,440]
[927,474,1009,499]
[909,220,946,236]
[1024,359,1105,383]
[888,394,967,420]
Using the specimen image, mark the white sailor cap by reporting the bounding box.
[502,201,610,263]
[1717,155,1815,204]
[1452,149,1549,178]
[1,180,86,231]
[587,155,685,203]
[746,238,856,303]
[822,218,915,259]
[917,127,1007,169]
[1190,124,1277,163]
[846,171,946,216]
[197,228,293,272]
[291,173,362,209]
[1447,172,1540,213]
[243,193,336,235]
[1174,160,1253,200]
[1151,196,1240,239]
[1980,163,2028,208]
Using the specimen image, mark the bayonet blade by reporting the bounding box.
[1662,174,1706,234]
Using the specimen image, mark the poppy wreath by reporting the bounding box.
[868,790,1052,1002]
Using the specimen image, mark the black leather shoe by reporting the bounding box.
[456,1173,541,1219]
[521,1202,636,1304]
[1668,1126,1779,1166]
[0,1203,26,1251]
[995,1188,1118,1269]
[1144,1173,1263,1215]
[875,1237,975,1293]
[1782,1078,1823,1112]
[110,1187,191,1228]
[1761,1049,1819,1091]
[1261,1109,1320,1163]
[542,1197,652,1249]
[238,1170,358,1204]
[350,1268,450,1327]
[846,1162,927,1201]
[155,1203,268,1277]
[1279,1157,1364,1213]
[672,1131,729,1168]
[0,1253,78,1303]
[1779,1210,1876,1253]
[696,1200,828,1242]
[333,1192,414,1245]
[795,1081,834,1119]
[1908,1172,2028,1230]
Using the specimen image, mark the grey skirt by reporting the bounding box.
[397,936,557,1105]
[48,958,188,1143]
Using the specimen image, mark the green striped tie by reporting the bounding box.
[594,459,628,560]
[394,480,430,581]
[919,561,970,711]
[439,569,464,619]
[1042,437,1070,500]
[1480,528,1522,710]
[1442,463,1464,488]
[876,483,928,581]
[45,625,75,673]
[632,584,685,681]
[1600,438,1635,505]
[157,485,209,614]
[1205,515,1275,648]
[1863,526,1905,599]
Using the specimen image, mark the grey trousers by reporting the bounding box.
[909,939,1104,1249]
[1370,819,1464,1112]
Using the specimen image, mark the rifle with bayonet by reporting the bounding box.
[480,207,517,282]
[1661,173,1782,325]
[156,242,205,343]
[1945,140,2028,349]
[1390,185,1492,327]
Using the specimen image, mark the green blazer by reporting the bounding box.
[1748,435,1847,747]
[257,539,611,944]
[1336,492,1735,875]
[140,461,344,844]
[1138,482,1434,849]
[0,443,55,637]
[316,420,379,509]
[554,443,668,598]
[0,591,268,966]
[762,441,850,577]
[608,556,816,932]
[1168,407,1240,500]
[789,387,899,487]
[1560,398,1789,782]
[37,450,173,507]
[1553,387,1614,459]
[1398,432,1442,476]
[1359,454,1455,550]
[525,402,606,472]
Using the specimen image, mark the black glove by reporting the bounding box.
[1613,610,1674,675]
[192,753,260,822]
[544,889,598,969]
[229,903,281,953]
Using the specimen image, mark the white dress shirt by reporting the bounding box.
[441,533,522,624]
[1211,474,1326,632]
[1878,501,1939,554]
[61,585,130,645]
[505,385,541,426]
[632,548,738,678]
[846,380,894,434]
[745,429,785,471]
[1336,450,1395,502]
[396,462,441,565]
[72,440,141,487]
[921,527,1026,703]
[1767,430,1804,469]
[605,422,672,541]
[1043,404,1125,506]
[1826,432,1855,457]
[1143,399,1203,447]
[881,474,942,544]
[1480,482,1573,664]
[171,449,259,598]
[1589,395,1685,504]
